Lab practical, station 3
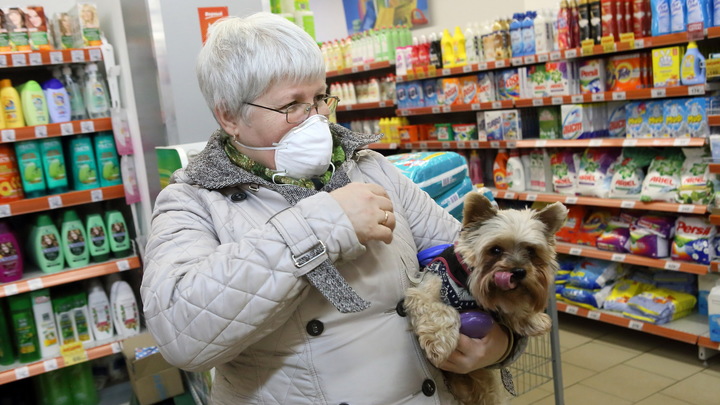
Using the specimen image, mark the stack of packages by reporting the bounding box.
[555,257,620,310]
[387,151,473,220]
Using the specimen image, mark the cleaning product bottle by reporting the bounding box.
[87,279,113,340]
[0,222,23,283]
[522,11,536,56]
[93,132,122,187]
[83,63,110,118]
[0,302,15,365]
[70,292,93,345]
[441,28,455,68]
[41,78,71,124]
[34,368,72,405]
[86,213,110,262]
[14,140,47,198]
[0,103,4,129]
[39,138,68,195]
[0,79,24,128]
[578,0,591,41]
[110,279,140,337]
[557,0,571,50]
[106,210,131,258]
[468,150,483,185]
[507,149,526,191]
[493,149,509,190]
[120,155,140,203]
[61,66,87,121]
[464,26,478,64]
[30,288,60,358]
[7,293,41,363]
[0,144,24,202]
[589,0,602,43]
[569,0,580,47]
[53,295,77,345]
[19,80,49,127]
[67,134,99,191]
[510,13,524,57]
[59,209,90,269]
[681,41,706,85]
[66,362,99,405]
[28,214,64,273]
[534,10,550,53]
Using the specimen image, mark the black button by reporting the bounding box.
[306,320,324,336]
[339,403,349,405]
[421,379,436,397]
[396,299,406,317]
[230,192,247,201]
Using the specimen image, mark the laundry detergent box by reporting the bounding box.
[435,123,454,141]
[527,64,549,98]
[460,75,479,104]
[484,111,503,140]
[625,101,650,138]
[647,101,667,138]
[578,59,607,94]
[561,104,589,139]
[422,79,438,107]
[547,61,577,96]
[607,102,627,138]
[476,112,487,141]
[435,78,445,105]
[407,81,425,108]
[501,110,522,140]
[652,46,683,88]
[498,68,521,100]
[452,123,478,140]
[607,53,643,91]
[442,78,462,105]
[663,98,689,138]
[671,216,716,264]
[538,107,562,139]
[686,97,709,137]
[396,82,409,109]
[476,72,496,102]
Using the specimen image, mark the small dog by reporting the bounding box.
[404,193,567,405]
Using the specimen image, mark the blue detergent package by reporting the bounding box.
[387,152,469,198]
[652,0,671,35]
[433,176,474,220]
[568,258,620,290]
[686,97,708,137]
[561,285,613,309]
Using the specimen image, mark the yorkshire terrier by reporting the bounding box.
[404,193,567,405]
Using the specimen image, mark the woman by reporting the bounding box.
[142,13,524,405]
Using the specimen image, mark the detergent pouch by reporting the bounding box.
[609,148,656,199]
[577,209,614,247]
[597,214,634,253]
[576,148,621,198]
[677,148,712,204]
[551,149,580,195]
[476,72,496,102]
[386,152,468,198]
[443,78,461,105]
[685,97,708,138]
[607,102,627,138]
[640,150,684,202]
[569,259,621,289]
[671,216,716,264]
[624,286,697,324]
[547,61,576,95]
[629,215,676,258]
[422,80,438,107]
[625,102,650,138]
[578,59,606,94]
[647,101,667,138]
[561,285,613,309]
[663,98,689,138]
[557,256,579,283]
[603,279,652,313]
[460,75,478,104]
[556,205,587,244]
[529,148,554,192]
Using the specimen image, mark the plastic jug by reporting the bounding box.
[39,138,69,194]
[0,222,23,283]
[59,209,89,268]
[28,214,65,273]
[42,78,71,123]
[19,80,49,126]
[0,79,24,128]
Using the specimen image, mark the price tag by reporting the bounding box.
[0,55,6,67]
[526,193,538,201]
[111,342,122,354]
[589,139,604,146]
[612,91,627,100]
[11,53,27,67]
[14,366,30,380]
[673,138,691,146]
[569,247,582,255]
[504,191,516,199]
[427,65,437,77]
[478,62,488,70]
[80,120,95,133]
[0,205,11,218]
[634,39,645,49]
[91,189,104,202]
[350,66,359,73]
[471,103,480,110]
[34,125,47,138]
[116,260,131,271]
[462,64,473,73]
[378,100,388,108]
[535,140,547,147]
[28,53,42,66]
[550,51,562,61]
[441,142,451,149]
[400,109,409,116]
[404,143,413,149]
[457,141,466,148]
[1,129,16,142]
[687,21,704,40]
[89,48,102,61]
[61,341,88,366]
[591,93,605,102]
[60,122,74,135]
[688,85,705,96]
[492,101,502,109]
[43,359,59,372]
[362,64,370,71]
[611,253,627,262]
[537,53,549,62]
[565,196,578,204]
[565,305,579,315]
[588,311,601,320]
[405,72,416,81]
[48,196,63,209]
[677,204,695,213]
[622,139,638,147]
[344,105,353,111]
[71,50,85,62]
[581,39,595,55]
[511,57,523,66]
[533,98,544,106]
[416,70,427,79]
[664,261,681,271]
[552,96,563,105]
[490,141,500,148]
[419,142,428,149]
[442,68,451,76]
[602,41,617,53]
[470,141,480,149]
[620,200,636,209]
[619,32,636,48]
[395,76,404,83]
[564,49,578,58]
[495,60,506,68]
[628,320,644,330]
[431,107,440,114]
[571,94,584,103]
[3,283,19,296]
[524,55,536,64]
[27,278,44,291]
[442,106,452,113]
[49,51,63,64]
[507,141,517,148]
[388,143,397,149]
[651,88,666,98]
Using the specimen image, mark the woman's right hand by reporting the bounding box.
[330,183,395,245]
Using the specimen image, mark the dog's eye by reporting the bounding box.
[527,246,536,257]
[489,246,503,256]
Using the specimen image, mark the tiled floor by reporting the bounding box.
[511,312,720,405]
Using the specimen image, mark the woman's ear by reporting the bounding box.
[214,106,240,135]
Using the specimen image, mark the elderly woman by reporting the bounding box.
[142,12,523,405]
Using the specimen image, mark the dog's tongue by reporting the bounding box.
[495,272,517,290]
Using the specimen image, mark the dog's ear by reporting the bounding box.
[462,192,498,227]
[535,202,568,238]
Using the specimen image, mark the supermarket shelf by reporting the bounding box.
[0,256,140,298]
[0,185,125,217]
[510,191,707,214]
[556,242,710,275]
[709,115,720,127]
[397,100,514,116]
[710,215,720,225]
[557,302,709,345]
[709,163,720,173]
[489,188,519,200]
[0,335,127,385]
[0,118,112,144]
[336,100,395,111]
[0,47,102,68]
[698,335,720,350]
[398,138,706,150]
[326,60,393,78]
[366,142,400,150]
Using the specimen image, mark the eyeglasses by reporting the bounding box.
[246,94,340,124]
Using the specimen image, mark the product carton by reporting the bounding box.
[122,332,185,405]
[23,6,50,50]
[68,2,102,47]
[578,59,606,94]
[2,7,30,51]
[652,46,683,88]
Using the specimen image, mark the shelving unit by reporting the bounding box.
[336,100,395,112]
[0,184,125,217]
[0,47,103,68]
[0,118,112,144]
[395,138,707,150]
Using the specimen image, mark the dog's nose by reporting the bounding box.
[511,268,526,280]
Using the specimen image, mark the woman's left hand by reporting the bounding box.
[438,323,510,374]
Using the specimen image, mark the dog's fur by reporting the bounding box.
[404,194,567,405]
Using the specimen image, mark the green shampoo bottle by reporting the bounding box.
[106,210,131,257]
[67,135,99,191]
[14,140,47,198]
[39,138,69,195]
[29,214,65,273]
[85,213,109,262]
[7,294,41,363]
[93,132,122,187]
[59,209,89,269]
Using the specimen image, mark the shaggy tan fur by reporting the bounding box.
[405,194,567,405]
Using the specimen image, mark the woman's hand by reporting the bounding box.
[438,323,511,374]
[330,183,395,244]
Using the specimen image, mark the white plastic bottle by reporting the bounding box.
[534,9,550,53]
[31,289,61,358]
[87,279,114,341]
[507,150,526,191]
[522,11,536,56]
[465,26,479,64]
[83,63,110,118]
[709,282,720,342]
[110,280,140,338]
[61,66,87,121]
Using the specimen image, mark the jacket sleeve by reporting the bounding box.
[141,182,363,372]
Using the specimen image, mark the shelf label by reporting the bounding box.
[564,49,578,58]
[511,57,523,66]
[419,142,428,149]
[80,120,95,133]
[71,50,85,62]
[537,53,549,62]
[456,141,466,148]
[611,253,627,262]
[478,62,488,70]
[589,139,604,146]
[664,261,681,271]
[350,66,359,73]
[651,88,666,98]
[363,64,371,71]
[116,260,131,272]
[622,139,638,147]
[14,366,30,380]
[3,283,19,296]
[43,358,59,372]
[526,193,538,201]
[344,105,353,111]
[673,138,691,146]
[634,39,645,49]
[378,100,388,108]
[404,143,413,149]
[431,107,440,114]
[442,68,451,76]
[488,141,499,148]
[470,141,480,149]
[552,96,563,105]
[569,247,582,255]
[588,311,601,320]
[507,141,517,148]
[48,195,63,209]
[524,55,536,64]
[628,320,644,330]
[619,32,636,47]
[550,51,562,60]
[60,122,74,135]
[565,196,578,204]
[591,93,605,102]
[399,109,409,116]
[504,191,516,199]
[612,91,627,100]
[441,142,451,149]
[111,342,122,354]
[581,39,595,55]
[1,129,16,142]
[91,189,104,202]
[688,85,705,95]
[677,204,695,213]
[89,48,102,61]
[462,64,472,73]
[28,53,42,66]
[495,60,507,68]
[492,101,502,109]
[571,94,584,103]
[533,98,544,106]
[442,106,452,113]
[0,55,6,67]
[0,205,11,218]
[27,278,44,291]
[535,140,547,147]
[565,305,579,314]
[34,125,47,138]
[11,53,27,67]
[471,103,480,110]
[388,143,397,149]
[61,341,88,366]
[688,21,704,40]
[620,200,636,209]
[49,51,63,64]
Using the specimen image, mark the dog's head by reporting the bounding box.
[455,193,568,315]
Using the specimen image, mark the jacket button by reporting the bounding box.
[396,299,406,317]
[230,192,247,201]
[421,379,436,397]
[306,320,324,336]
[339,403,349,405]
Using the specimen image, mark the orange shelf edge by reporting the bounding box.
[0,118,113,144]
[325,60,392,78]
[514,192,707,214]
[336,101,395,112]
[710,215,720,226]
[395,138,705,150]
[698,336,720,350]
[709,163,720,174]
[2,185,125,217]
[0,47,103,68]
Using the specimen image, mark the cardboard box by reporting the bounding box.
[122,333,184,405]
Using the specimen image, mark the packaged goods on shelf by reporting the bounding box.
[561,103,608,139]
[609,148,655,199]
[698,273,720,315]
[677,148,712,204]
[623,286,696,324]
[578,58,607,93]
[653,45,684,87]
[597,214,633,252]
[551,149,581,195]
[493,149,509,189]
[671,215,716,264]
[433,176,474,220]
[568,258,621,289]
[529,149,554,192]
[577,209,614,246]
[641,149,683,201]
[604,279,651,312]
[709,283,720,342]
[629,214,675,257]
[387,151,468,198]
[560,284,614,309]
[576,147,621,197]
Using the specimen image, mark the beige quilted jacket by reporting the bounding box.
[142,125,517,405]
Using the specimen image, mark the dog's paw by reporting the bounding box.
[516,313,552,336]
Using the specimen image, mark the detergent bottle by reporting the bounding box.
[19,80,49,126]
[452,26,467,67]
[493,149,509,189]
[680,41,706,86]
[0,79,24,128]
[441,28,455,68]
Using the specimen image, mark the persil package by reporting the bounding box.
[671,216,716,264]
[433,176,474,220]
[387,152,468,198]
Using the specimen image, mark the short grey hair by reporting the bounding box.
[196,12,325,124]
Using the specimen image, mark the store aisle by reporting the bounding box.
[511,313,720,405]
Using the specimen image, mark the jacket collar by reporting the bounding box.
[183,123,382,190]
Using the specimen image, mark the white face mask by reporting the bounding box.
[233,114,334,180]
